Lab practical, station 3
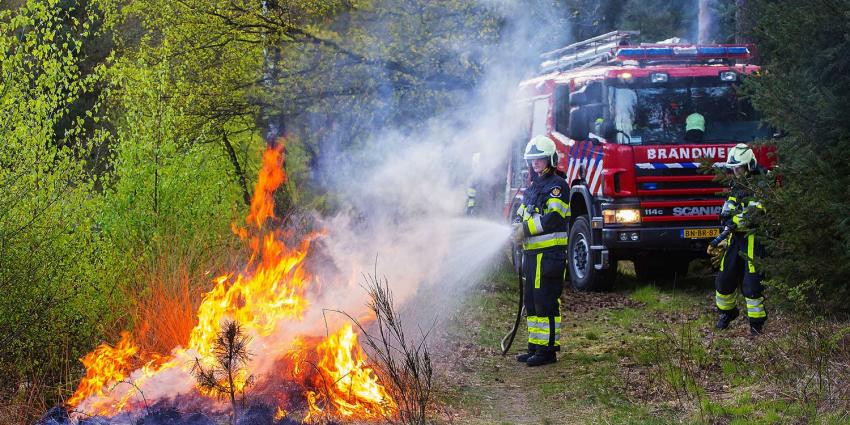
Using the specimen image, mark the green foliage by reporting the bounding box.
[98,36,250,280]
[745,0,850,313]
[0,0,114,417]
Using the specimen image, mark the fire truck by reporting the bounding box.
[507,30,773,290]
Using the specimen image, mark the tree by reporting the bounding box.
[0,1,115,420]
[746,0,850,312]
[192,321,252,424]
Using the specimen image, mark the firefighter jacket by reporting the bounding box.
[720,174,765,233]
[516,170,570,252]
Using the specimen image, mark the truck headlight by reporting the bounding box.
[603,208,642,224]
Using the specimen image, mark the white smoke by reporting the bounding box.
[72,2,570,419]
[307,1,566,334]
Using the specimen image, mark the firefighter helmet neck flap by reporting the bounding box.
[524,135,558,168]
[726,143,757,172]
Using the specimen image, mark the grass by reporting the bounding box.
[435,258,850,424]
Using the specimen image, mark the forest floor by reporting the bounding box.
[430,259,850,425]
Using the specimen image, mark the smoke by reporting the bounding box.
[67,1,572,420]
[306,1,567,333]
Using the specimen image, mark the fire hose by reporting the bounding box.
[710,221,737,248]
[500,241,524,356]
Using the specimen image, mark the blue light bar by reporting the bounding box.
[615,44,753,62]
[698,47,725,55]
[617,48,644,57]
[646,48,673,56]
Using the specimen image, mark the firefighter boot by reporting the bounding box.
[750,320,765,336]
[715,309,739,330]
[526,351,557,367]
[516,350,535,363]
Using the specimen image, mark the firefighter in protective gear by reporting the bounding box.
[466,153,482,216]
[710,143,767,335]
[513,135,570,366]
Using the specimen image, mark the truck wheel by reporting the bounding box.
[633,256,690,281]
[569,215,616,291]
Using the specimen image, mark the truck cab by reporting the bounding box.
[509,31,773,290]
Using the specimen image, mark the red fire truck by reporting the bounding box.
[507,31,773,290]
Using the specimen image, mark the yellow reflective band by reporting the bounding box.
[747,233,756,273]
[523,232,569,250]
[528,337,561,346]
[745,297,765,317]
[527,322,561,333]
[526,215,543,235]
[534,253,542,289]
[715,290,737,310]
[545,198,570,218]
[467,199,475,207]
[527,316,561,324]
[745,297,764,306]
[517,204,531,220]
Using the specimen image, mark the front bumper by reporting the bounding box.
[601,224,721,252]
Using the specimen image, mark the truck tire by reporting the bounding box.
[633,256,690,281]
[569,215,616,291]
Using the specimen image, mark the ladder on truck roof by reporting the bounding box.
[539,30,639,74]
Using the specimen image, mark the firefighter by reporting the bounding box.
[511,135,570,366]
[708,143,767,335]
[684,112,705,142]
[466,153,481,215]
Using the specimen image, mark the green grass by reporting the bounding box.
[437,259,849,424]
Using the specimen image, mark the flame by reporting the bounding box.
[67,332,137,408]
[68,144,395,421]
[303,325,394,422]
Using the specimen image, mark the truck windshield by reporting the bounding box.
[608,76,772,144]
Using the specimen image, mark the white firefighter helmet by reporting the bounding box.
[726,143,757,171]
[524,135,557,164]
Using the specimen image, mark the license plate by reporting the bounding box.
[683,228,720,239]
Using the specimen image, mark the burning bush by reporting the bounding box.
[64,145,397,423]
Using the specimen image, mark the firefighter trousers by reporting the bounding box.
[714,232,766,323]
[523,249,566,352]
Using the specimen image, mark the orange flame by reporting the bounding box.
[67,332,137,408]
[68,144,395,422]
[303,325,394,422]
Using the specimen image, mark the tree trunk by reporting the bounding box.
[222,132,252,206]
